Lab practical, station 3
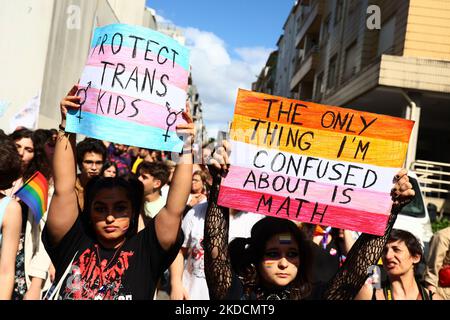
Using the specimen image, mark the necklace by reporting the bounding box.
[95,243,124,270]
[254,285,293,300]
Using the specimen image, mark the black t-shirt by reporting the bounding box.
[42,218,183,300]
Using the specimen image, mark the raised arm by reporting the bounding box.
[46,86,80,246]
[324,169,414,300]
[203,142,233,300]
[155,106,194,251]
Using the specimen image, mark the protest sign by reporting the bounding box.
[217,89,414,235]
[66,24,190,152]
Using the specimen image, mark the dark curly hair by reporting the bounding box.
[76,138,107,172]
[0,135,22,190]
[229,216,313,300]
[9,128,52,181]
[81,175,144,239]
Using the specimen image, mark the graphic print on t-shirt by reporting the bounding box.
[62,244,134,300]
[186,237,205,278]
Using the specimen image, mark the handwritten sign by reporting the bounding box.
[217,89,414,235]
[66,24,190,152]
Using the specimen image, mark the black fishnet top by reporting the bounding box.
[203,174,402,300]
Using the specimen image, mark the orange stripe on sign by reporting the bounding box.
[233,89,414,143]
[230,114,409,168]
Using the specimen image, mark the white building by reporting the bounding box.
[0,0,148,132]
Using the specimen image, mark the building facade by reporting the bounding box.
[0,0,206,147]
[257,0,450,212]
[0,0,146,131]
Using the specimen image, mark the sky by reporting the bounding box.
[146,0,296,139]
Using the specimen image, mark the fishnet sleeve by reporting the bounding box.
[323,206,401,300]
[203,175,233,300]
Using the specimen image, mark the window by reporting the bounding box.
[335,0,343,25]
[321,14,331,43]
[377,16,396,56]
[399,177,426,218]
[327,55,337,89]
[348,0,359,14]
[314,72,324,100]
[296,16,302,34]
[344,41,358,80]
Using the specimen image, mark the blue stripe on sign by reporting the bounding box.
[90,23,190,71]
[66,110,184,153]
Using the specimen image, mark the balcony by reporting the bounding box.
[290,46,319,91]
[295,0,324,49]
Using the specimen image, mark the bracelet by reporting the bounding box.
[179,148,193,155]
[58,124,66,132]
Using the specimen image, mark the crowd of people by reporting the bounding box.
[0,86,449,301]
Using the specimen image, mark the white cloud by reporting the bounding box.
[182,27,274,139]
[154,14,172,24]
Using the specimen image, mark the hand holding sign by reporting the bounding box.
[207,139,231,181]
[60,85,81,127]
[175,101,195,154]
[390,169,414,208]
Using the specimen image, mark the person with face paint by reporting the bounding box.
[356,229,443,300]
[42,86,195,300]
[203,141,416,300]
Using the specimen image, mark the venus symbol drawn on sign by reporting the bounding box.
[75,81,92,123]
[163,102,183,142]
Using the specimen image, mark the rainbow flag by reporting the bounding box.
[15,171,48,222]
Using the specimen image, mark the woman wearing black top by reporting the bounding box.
[43,86,195,300]
[203,141,415,300]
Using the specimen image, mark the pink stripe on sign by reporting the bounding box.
[220,166,392,215]
[218,185,389,235]
[76,86,186,131]
[87,46,189,90]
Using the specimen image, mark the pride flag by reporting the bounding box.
[15,171,48,222]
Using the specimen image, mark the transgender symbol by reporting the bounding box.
[75,81,92,123]
[163,102,183,142]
